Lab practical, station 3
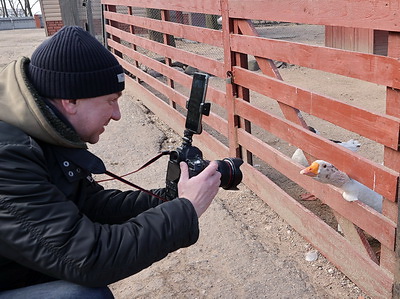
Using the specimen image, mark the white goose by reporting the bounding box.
[300,160,383,213]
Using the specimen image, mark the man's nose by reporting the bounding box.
[112,103,121,121]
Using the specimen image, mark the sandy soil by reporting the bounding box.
[0,26,378,298]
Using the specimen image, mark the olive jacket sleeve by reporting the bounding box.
[0,129,199,288]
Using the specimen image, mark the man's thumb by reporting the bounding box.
[179,162,189,181]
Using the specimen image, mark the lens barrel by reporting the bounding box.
[216,158,243,190]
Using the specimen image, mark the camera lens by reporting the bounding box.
[216,158,243,190]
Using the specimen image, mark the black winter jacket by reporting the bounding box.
[0,57,199,291]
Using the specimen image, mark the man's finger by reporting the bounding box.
[179,162,189,182]
[200,161,219,177]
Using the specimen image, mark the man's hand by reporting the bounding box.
[178,161,221,217]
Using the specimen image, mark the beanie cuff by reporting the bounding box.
[29,63,125,99]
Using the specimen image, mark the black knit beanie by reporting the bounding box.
[28,26,125,99]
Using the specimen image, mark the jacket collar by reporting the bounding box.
[54,146,106,174]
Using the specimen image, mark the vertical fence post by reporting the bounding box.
[384,32,400,298]
[105,5,122,59]
[233,20,253,165]
[161,10,176,108]
[127,6,141,82]
[220,0,241,158]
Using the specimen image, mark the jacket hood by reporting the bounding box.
[0,57,86,149]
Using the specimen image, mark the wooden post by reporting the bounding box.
[385,32,400,298]
[233,22,252,165]
[161,9,176,108]
[220,0,241,158]
[127,6,140,83]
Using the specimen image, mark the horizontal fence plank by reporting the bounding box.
[235,99,399,202]
[237,128,396,250]
[108,39,226,108]
[117,56,228,136]
[104,11,224,47]
[106,25,225,78]
[203,113,229,138]
[230,34,400,89]
[102,0,221,15]
[242,163,393,298]
[228,0,400,32]
[125,76,185,134]
[233,66,400,150]
[193,125,230,160]
[120,58,187,107]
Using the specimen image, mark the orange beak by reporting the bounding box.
[300,162,320,177]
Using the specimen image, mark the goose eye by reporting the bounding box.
[323,165,327,168]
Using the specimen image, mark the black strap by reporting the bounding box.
[104,170,168,202]
[97,151,170,182]
[100,151,172,202]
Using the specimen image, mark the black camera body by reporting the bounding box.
[165,73,243,201]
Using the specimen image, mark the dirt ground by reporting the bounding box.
[0,26,380,298]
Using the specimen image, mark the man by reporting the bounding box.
[0,26,221,298]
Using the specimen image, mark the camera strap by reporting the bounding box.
[98,150,172,202]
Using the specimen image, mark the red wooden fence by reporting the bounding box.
[101,1,400,297]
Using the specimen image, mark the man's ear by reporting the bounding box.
[58,99,78,115]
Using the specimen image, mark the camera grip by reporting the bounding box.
[165,159,181,200]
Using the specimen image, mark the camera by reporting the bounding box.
[165,73,243,201]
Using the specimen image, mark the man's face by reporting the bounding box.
[69,92,122,144]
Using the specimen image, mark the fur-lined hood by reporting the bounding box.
[0,57,86,149]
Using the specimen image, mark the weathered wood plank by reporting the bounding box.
[192,126,230,161]
[104,11,224,47]
[120,58,187,107]
[228,0,400,32]
[233,66,400,150]
[102,0,221,15]
[230,34,400,89]
[125,76,185,134]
